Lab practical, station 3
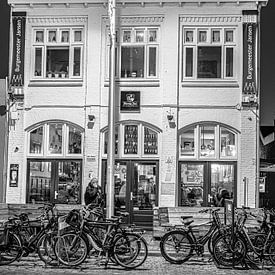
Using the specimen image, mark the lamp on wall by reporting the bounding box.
[87,115,95,129]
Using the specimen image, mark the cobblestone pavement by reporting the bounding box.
[0,254,275,275]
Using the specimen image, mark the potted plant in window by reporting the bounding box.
[61,71,66,78]
[47,71,52,78]
[54,71,60,78]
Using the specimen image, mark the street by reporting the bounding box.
[0,254,274,275]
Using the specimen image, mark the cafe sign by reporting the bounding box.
[11,12,26,87]
[120,91,140,112]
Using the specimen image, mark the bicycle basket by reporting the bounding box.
[65,209,81,228]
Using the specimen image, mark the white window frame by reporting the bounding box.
[182,27,236,81]
[32,27,84,80]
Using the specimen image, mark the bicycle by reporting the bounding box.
[54,210,148,269]
[159,208,236,264]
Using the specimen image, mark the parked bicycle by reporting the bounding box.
[159,208,237,264]
[54,210,148,269]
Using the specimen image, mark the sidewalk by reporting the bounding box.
[143,232,161,256]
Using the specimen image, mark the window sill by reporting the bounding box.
[29,79,83,87]
[104,79,160,87]
[181,80,239,88]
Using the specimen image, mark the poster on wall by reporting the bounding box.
[242,11,257,105]
[10,12,26,87]
[10,164,19,187]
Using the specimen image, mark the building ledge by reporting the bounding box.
[28,80,83,87]
[181,80,239,88]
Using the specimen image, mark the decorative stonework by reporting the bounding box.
[180,15,242,23]
[103,15,164,25]
[243,14,257,23]
[28,16,87,24]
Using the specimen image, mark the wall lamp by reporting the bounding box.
[87,115,95,129]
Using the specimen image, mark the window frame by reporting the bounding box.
[32,27,84,80]
[182,27,236,81]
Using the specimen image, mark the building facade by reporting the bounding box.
[6,0,268,227]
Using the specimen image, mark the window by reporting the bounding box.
[103,123,160,157]
[183,28,235,80]
[179,124,237,159]
[28,122,83,157]
[117,27,159,79]
[33,28,84,79]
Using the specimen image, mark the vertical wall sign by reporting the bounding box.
[9,164,19,187]
[120,91,140,112]
[10,12,26,87]
[242,11,258,105]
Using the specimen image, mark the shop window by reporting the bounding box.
[183,27,235,80]
[179,123,237,160]
[32,28,84,79]
[28,122,83,157]
[144,127,158,155]
[124,125,138,154]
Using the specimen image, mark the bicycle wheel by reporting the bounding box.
[37,232,58,266]
[246,233,266,265]
[113,233,148,269]
[160,230,193,264]
[0,232,21,265]
[212,234,246,267]
[268,240,275,265]
[54,232,88,267]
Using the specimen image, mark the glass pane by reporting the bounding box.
[27,161,51,203]
[104,127,119,154]
[114,162,127,211]
[210,164,234,207]
[34,48,42,76]
[220,127,236,157]
[48,30,56,42]
[148,47,156,77]
[135,30,144,42]
[73,47,81,76]
[180,163,204,207]
[197,46,221,78]
[144,127,158,154]
[57,161,81,204]
[212,30,220,42]
[185,48,193,77]
[29,126,43,154]
[46,47,69,78]
[200,125,215,157]
[185,30,193,43]
[68,126,82,154]
[74,30,82,42]
[198,30,207,42]
[123,30,131,42]
[48,123,63,154]
[180,127,195,156]
[148,30,157,42]
[133,163,157,210]
[35,30,44,43]
[225,30,234,42]
[124,125,138,154]
[226,47,233,77]
[121,46,144,78]
[61,30,70,42]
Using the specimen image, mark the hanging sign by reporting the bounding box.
[10,12,26,87]
[9,164,19,187]
[242,11,257,104]
[120,91,140,112]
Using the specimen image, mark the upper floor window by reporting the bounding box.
[183,28,235,80]
[103,123,160,158]
[32,27,84,80]
[28,122,83,157]
[179,123,237,159]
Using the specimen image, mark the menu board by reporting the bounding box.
[124,125,138,154]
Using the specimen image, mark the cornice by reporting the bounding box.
[27,16,88,24]
[180,15,242,23]
[103,15,164,24]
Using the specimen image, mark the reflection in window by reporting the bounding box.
[34,48,42,76]
[180,163,204,207]
[144,127,158,154]
[49,123,63,154]
[104,127,119,154]
[68,126,82,154]
[124,125,138,154]
[180,127,195,157]
[220,127,236,157]
[30,126,43,154]
[73,47,81,76]
[200,125,215,157]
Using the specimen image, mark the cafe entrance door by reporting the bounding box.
[102,160,158,229]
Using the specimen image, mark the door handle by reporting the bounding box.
[55,191,58,200]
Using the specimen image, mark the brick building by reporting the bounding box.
[5,0,268,228]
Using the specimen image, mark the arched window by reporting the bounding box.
[28,121,83,157]
[179,123,237,159]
